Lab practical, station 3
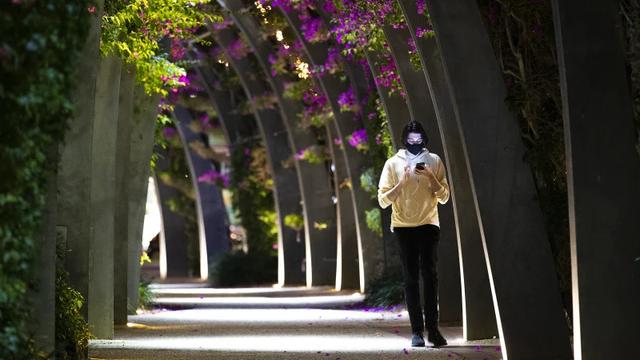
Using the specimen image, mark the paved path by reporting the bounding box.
[89,285,502,359]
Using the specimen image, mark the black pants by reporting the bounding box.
[395,224,440,335]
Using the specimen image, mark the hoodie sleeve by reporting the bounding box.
[433,156,450,204]
[377,160,396,209]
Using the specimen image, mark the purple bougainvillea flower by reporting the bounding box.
[162,127,178,139]
[347,128,368,148]
[170,38,186,61]
[416,26,434,38]
[197,169,219,183]
[227,38,251,59]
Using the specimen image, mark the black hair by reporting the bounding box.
[400,120,429,147]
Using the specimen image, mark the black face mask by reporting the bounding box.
[406,143,424,155]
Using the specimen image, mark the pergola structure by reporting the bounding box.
[25,1,639,359]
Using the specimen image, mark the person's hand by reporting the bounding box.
[415,165,441,191]
[399,166,411,186]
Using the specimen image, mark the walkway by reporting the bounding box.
[89,284,501,359]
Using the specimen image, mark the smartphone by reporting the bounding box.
[415,162,426,170]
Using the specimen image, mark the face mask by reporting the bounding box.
[406,143,424,155]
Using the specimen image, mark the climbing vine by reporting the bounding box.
[101,0,221,95]
[227,143,279,256]
[210,142,278,286]
[0,1,91,358]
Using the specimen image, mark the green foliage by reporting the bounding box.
[137,280,155,311]
[295,145,328,164]
[0,1,90,358]
[211,251,278,287]
[101,0,220,95]
[55,241,92,359]
[228,142,278,255]
[299,106,334,129]
[375,98,396,158]
[365,207,383,237]
[359,167,378,198]
[283,80,313,100]
[364,270,404,307]
[284,213,305,231]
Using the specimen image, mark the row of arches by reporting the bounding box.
[29,1,639,359]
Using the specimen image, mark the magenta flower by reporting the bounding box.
[227,38,251,59]
[347,128,368,148]
[198,169,219,183]
[338,86,358,113]
[177,75,190,87]
[212,19,233,30]
[170,38,186,61]
[417,0,426,14]
[300,17,329,43]
[416,26,434,38]
[294,148,306,161]
[162,127,178,139]
[198,169,230,188]
[199,113,213,131]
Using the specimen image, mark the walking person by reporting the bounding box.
[377,121,450,348]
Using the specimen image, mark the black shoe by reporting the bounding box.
[427,328,447,348]
[411,333,425,347]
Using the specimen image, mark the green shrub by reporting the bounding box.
[228,143,278,255]
[210,251,278,287]
[365,207,383,237]
[137,280,156,312]
[284,213,304,232]
[0,1,90,358]
[55,242,92,359]
[359,167,378,198]
[364,270,405,307]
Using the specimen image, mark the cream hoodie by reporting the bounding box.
[377,149,450,229]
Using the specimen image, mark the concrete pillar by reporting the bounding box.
[281,9,384,292]
[397,0,497,339]
[219,6,340,287]
[424,0,572,358]
[57,49,121,339]
[89,54,121,338]
[363,50,410,150]
[382,24,462,324]
[192,65,256,144]
[56,0,103,327]
[114,65,135,325]
[173,105,230,279]
[212,27,308,285]
[552,1,640,358]
[327,120,359,290]
[360,49,408,275]
[126,87,160,311]
[155,145,191,279]
[194,65,293,284]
